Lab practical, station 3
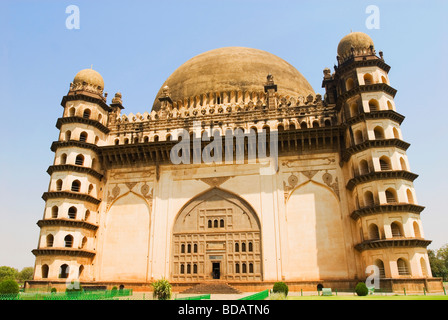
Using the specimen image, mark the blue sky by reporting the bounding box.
[0,0,447,269]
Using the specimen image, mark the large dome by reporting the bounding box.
[152,47,315,110]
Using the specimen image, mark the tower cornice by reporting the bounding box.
[56,116,110,134]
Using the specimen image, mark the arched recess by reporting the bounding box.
[285,180,349,280]
[171,188,262,282]
[99,192,151,281]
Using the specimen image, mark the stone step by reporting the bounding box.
[180,282,242,294]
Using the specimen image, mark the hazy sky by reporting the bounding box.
[0,0,447,270]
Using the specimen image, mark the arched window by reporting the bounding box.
[373,126,385,139]
[187,244,191,253]
[180,264,185,274]
[220,219,224,228]
[354,130,363,145]
[98,114,103,122]
[368,224,380,240]
[59,264,69,278]
[79,132,88,142]
[94,136,99,144]
[213,219,218,228]
[324,119,331,127]
[364,191,375,207]
[187,264,191,274]
[153,135,159,142]
[114,139,119,145]
[242,263,247,273]
[406,189,415,204]
[397,258,410,275]
[242,242,246,252]
[83,109,91,119]
[359,160,369,175]
[363,73,374,85]
[71,180,81,192]
[41,264,49,278]
[393,127,400,139]
[56,179,63,191]
[68,206,77,219]
[350,103,359,117]
[235,243,239,252]
[124,138,129,145]
[193,264,198,274]
[249,263,254,273]
[75,154,84,166]
[312,120,320,128]
[400,157,408,171]
[277,124,284,132]
[248,242,253,252]
[134,137,139,144]
[81,237,87,249]
[88,184,94,195]
[51,206,59,218]
[60,153,67,165]
[64,235,74,248]
[387,100,394,110]
[235,263,240,273]
[194,244,198,253]
[379,156,391,171]
[181,244,185,254]
[91,158,96,170]
[46,234,54,247]
[385,188,397,204]
[84,210,90,221]
[65,131,72,141]
[208,220,212,228]
[381,76,388,84]
[289,123,296,130]
[300,122,307,129]
[420,257,428,277]
[69,107,76,117]
[143,136,149,143]
[374,259,386,278]
[368,99,379,112]
[413,221,421,238]
[391,221,403,237]
[79,265,84,278]
[346,78,355,91]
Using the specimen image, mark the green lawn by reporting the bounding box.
[288,295,448,300]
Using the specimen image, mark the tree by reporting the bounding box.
[151,278,172,300]
[0,266,18,282]
[18,267,34,282]
[428,246,448,281]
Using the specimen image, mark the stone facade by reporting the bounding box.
[27,32,443,293]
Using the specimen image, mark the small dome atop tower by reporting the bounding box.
[337,32,375,61]
[73,68,104,90]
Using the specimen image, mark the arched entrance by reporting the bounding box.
[171,188,262,282]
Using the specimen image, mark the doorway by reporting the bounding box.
[212,263,220,279]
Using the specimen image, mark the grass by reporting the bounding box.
[288,294,448,300]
